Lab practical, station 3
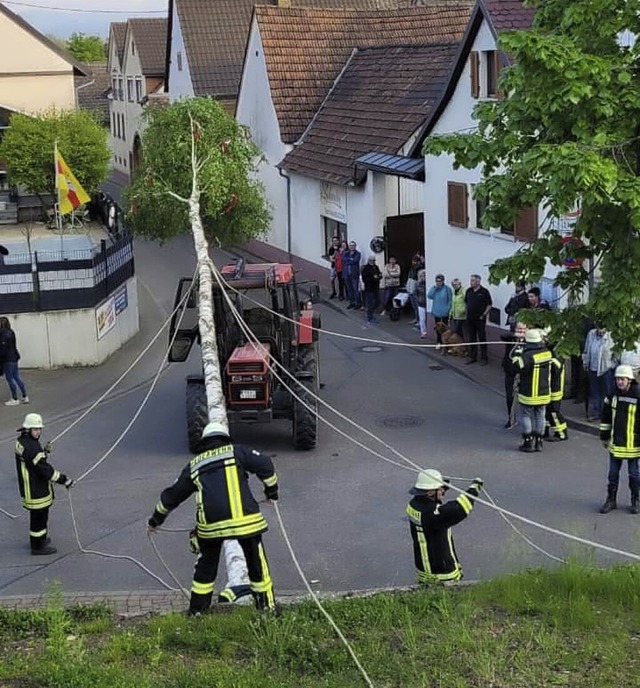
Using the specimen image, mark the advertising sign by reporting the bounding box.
[96,296,116,340]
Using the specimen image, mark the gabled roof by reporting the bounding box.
[110,22,127,69]
[482,0,535,33]
[75,62,111,126]
[166,0,405,100]
[280,43,459,184]
[127,18,168,76]
[0,2,87,75]
[256,4,473,144]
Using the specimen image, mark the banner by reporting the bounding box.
[56,149,90,216]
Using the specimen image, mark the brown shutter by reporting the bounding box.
[495,51,505,99]
[447,182,468,228]
[470,51,480,99]
[514,206,538,242]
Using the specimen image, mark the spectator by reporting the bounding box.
[380,257,401,316]
[428,274,452,345]
[416,269,428,339]
[464,274,492,366]
[569,315,593,406]
[406,254,424,326]
[334,241,347,301]
[361,256,382,325]
[0,316,29,405]
[343,241,362,310]
[582,326,616,422]
[327,236,340,299]
[449,278,466,338]
[526,287,551,327]
[504,280,528,332]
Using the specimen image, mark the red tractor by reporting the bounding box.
[169,259,321,452]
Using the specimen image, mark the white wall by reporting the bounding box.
[9,277,139,369]
[423,18,558,327]
[236,19,292,253]
[167,5,195,99]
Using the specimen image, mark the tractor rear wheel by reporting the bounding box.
[186,380,207,453]
[292,346,318,450]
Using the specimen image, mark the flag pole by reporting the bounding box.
[54,141,63,255]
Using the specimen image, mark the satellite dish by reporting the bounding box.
[370,236,385,254]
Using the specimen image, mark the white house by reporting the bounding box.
[107,18,167,180]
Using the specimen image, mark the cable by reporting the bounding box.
[5,1,165,13]
[273,503,374,688]
[0,507,19,519]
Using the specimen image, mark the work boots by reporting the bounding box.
[534,434,544,452]
[31,543,57,556]
[519,434,535,453]
[599,485,618,514]
[631,487,640,515]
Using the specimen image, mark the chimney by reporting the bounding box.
[277,0,291,6]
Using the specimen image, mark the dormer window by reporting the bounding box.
[132,41,135,55]
[177,51,183,72]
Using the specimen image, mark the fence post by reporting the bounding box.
[32,250,41,311]
[101,239,109,299]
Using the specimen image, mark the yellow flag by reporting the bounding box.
[56,151,90,215]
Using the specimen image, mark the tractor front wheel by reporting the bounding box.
[186,379,207,453]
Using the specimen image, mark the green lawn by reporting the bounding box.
[2,563,640,687]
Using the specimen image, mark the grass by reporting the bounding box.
[2,563,640,687]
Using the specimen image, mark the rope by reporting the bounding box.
[0,507,19,519]
[147,534,190,601]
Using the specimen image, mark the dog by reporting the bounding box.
[435,322,468,357]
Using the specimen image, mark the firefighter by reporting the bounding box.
[510,328,554,452]
[407,469,484,584]
[545,344,568,442]
[147,422,278,615]
[15,413,74,555]
[599,365,640,514]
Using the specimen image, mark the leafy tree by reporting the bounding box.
[66,33,106,62]
[127,97,271,591]
[0,108,109,202]
[423,0,640,353]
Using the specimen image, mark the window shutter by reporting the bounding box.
[495,52,505,99]
[514,206,538,242]
[447,182,468,228]
[470,51,480,99]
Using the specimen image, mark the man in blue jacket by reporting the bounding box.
[342,241,362,309]
[428,274,453,345]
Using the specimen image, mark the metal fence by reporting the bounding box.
[0,234,135,313]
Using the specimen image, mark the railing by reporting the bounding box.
[0,234,135,313]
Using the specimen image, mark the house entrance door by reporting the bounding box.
[384,213,424,282]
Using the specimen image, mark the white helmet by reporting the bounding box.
[615,365,635,380]
[22,413,43,429]
[410,469,446,494]
[201,421,230,440]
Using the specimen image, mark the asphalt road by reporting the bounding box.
[0,235,637,599]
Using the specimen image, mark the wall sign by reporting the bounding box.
[320,182,347,223]
[96,296,116,340]
[114,284,128,314]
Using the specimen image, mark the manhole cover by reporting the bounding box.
[379,415,424,429]
[359,345,384,353]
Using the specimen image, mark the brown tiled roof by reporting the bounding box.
[129,18,168,76]
[257,4,473,143]
[171,0,403,99]
[111,22,127,67]
[75,62,111,126]
[482,0,535,32]
[280,43,459,184]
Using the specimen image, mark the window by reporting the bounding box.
[121,114,126,142]
[322,217,347,257]
[470,51,479,99]
[471,184,488,229]
[111,112,116,136]
[177,51,183,72]
[501,207,539,242]
[127,78,134,102]
[116,113,121,139]
[118,78,124,101]
[447,182,468,228]
[135,78,143,102]
[131,41,135,55]
[485,50,496,97]
[112,77,118,100]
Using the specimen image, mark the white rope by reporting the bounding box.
[0,507,19,519]
[147,534,190,600]
[273,503,374,687]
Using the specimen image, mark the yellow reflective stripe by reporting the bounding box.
[33,452,47,466]
[263,474,277,487]
[30,528,47,537]
[457,494,473,515]
[406,504,421,524]
[197,517,268,539]
[610,447,640,458]
[250,542,273,593]
[416,529,430,574]
[600,424,611,432]
[190,445,234,469]
[23,494,53,508]
[194,476,204,524]
[225,463,243,520]
[50,470,60,483]
[191,581,214,595]
[627,404,636,451]
[532,364,540,399]
[20,462,31,502]
[518,393,550,405]
[15,441,23,456]
[218,588,236,602]
[156,501,169,515]
[447,528,462,578]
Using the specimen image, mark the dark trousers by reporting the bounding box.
[466,318,488,361]
[382,286,398,311]
[336,272,345,299]
[569,355,587,401]
[190,535,275,613]
[434,316,449,344]
[451,319,465,338]
[346,274,361,307]
[364,290,380,321]
[504,370,516,419]
[545,401,567,439]
[608,456,640,491]
[29,507,49,550]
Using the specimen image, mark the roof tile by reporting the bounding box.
[483,0,535,32]
[129,18,168,75]
[75,62,111,126]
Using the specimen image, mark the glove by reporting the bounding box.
[188,528,200,555]
[468,477,484,495]
[44,442,53,454]
[602,440,610,449]
[57,474,74,488]
[148,516,160,529]
[264,484,279,501]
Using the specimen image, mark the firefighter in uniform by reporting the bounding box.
[545,345,568,442]
[599,365,640,514]
[15,413,74,555]
[147,422,278,615]
[510,328,556,452]
[407,469,484,584]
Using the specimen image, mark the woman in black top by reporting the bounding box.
[0,316,28,405]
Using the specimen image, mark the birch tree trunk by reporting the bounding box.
[188,183,249,593]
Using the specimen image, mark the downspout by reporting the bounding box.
[75,78,96,107]
[279,167,292,260]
